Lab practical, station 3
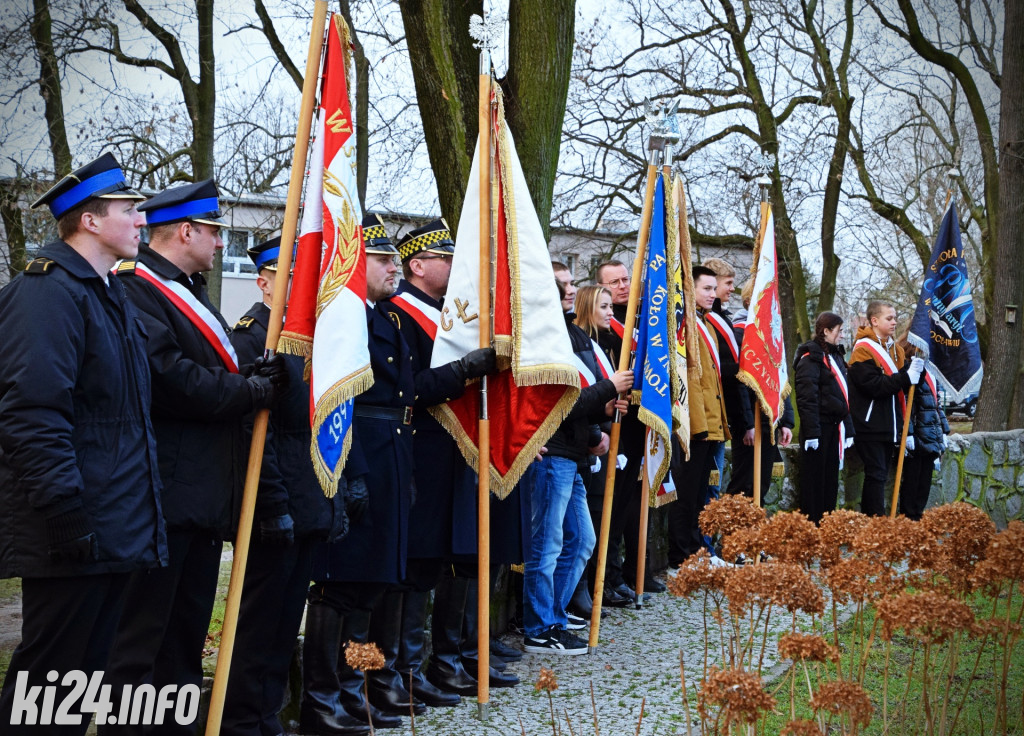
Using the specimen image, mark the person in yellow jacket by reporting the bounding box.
[667,265,732,568]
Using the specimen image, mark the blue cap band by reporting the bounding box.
[145,197,221,226]
[252,245,281,270]
[50,169,128,218]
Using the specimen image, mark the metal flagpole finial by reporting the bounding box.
[756,151,773,202]
[469,8,504,51]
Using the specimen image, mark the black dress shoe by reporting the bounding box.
[602,588,632,608]
[612,583,637,601]
[491,637,523,662]
[626,577,667,594]
[367,679,427,717]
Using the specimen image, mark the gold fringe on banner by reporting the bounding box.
[309,365,374,496]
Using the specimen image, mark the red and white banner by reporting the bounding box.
[278,14,371,496]
[737,207,790,428]
[429,91,579,499]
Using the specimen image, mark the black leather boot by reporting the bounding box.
[299,603,371,736]
[399,589,460,707]
[425,574,478,696]
[366,590,427,716]
[336,609,403,729]
[567,576,593,618]
[461,577,518,688]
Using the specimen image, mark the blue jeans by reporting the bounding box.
[704,441,725,553]
[521,455,597,638]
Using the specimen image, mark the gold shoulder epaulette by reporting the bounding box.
[25,257,55,274]
[116,260,137,274]
[234,316,255,330]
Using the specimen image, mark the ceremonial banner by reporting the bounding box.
[279,14,371,496]
[672,176,698,457]
[737,207,789,428]
[631,175,680,505]
[430,92,579,499]
[907,200,983,402]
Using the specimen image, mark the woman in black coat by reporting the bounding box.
[898,341,951,520]
[794,312,855,524]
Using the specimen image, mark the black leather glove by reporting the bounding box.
[346,476,369,523]
[254,353,289,388]
[259,513,295,545]
[247,374,279,410]
[45,504,98,564]
[454,347,497,381]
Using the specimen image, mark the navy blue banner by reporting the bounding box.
[908,200,983,403]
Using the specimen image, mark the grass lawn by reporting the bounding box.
[757,588,1024,735]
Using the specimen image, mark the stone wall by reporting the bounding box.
[719,428,1024,528]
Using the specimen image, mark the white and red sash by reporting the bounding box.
[134,262,239,373]
[389,291,441,340]
[706,311,740,362]
[854,337,906,416]
[694,315,721,378]
[571,339,615,388]
[827,354,850,465]
[610,316,625,340]
[923,369,939,405]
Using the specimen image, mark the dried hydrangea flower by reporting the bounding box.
[818,509,869,567]
[344,641,386,672]
[808,680,872,729]
[725,562,825,616]
[535,666,558,692]
[876,590,975,644]
[781,718,825,736]
[824,557,900,605]
[778,633,840,663]
[721,526,762,563]
[921,502,997,589]
[666,549,731,598]
[970,521,1024,591]
[697,667,776,727]
[851,515,923,564]
[756,511,821,565]
[699,493,767,537]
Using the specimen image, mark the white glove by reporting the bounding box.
[804,439,819,451]
[616,454,627,470]
[844,437,854,449]
[907,356,925,384]
[905,436,916,452]
[590,456,602,473]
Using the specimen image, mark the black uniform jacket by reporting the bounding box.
[118,245,254,536]
[381,282,476,558]
[0,241,167,577]
[794,339,855,443]
[231,302,347,541]
[311,302,414,584]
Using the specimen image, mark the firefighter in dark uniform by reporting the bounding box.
[101,181,286,736]
[365,219,506,711]
[221,237,351,735]
[300,216,414,733]
[0,153,166,734]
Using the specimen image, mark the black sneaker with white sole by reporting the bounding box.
[524,627,587,655]
[565,612,586,630]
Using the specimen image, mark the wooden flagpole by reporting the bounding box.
[890,186,954,517]
[204,3,328,733]
[475,1,493,718]
[589,145,661,650]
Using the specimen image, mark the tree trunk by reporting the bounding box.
[975,0,1024,431]
[499,0,575,241]
[1,180,28,277]
[194,0,220,305]
[397,0,481,232]
[31,0,72,177]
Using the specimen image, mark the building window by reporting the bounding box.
[223,229,257,274]
[563,253,578,276]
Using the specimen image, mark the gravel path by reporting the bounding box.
[368,578,831,736]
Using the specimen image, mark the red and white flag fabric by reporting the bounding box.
[737,206,790,428]
[429,91,580,499]
[278,14,371,496]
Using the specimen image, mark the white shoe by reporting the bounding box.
[708,555,734,568]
